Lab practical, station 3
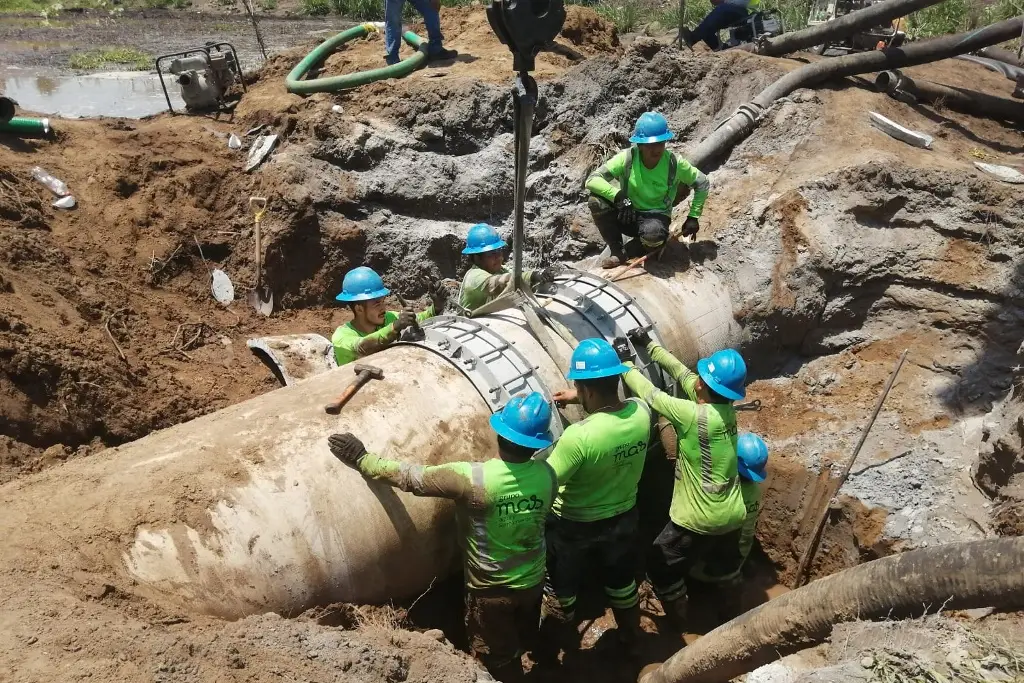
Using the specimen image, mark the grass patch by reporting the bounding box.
[68,46,151,70]
[258,0,277,9]
[0,0,191,12]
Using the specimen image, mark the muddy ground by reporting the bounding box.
[1,5,1024,682]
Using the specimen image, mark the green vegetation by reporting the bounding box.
[258,0,277,9]
[301,0,329,14]
[572,0,1023,40]
[68,46,151,70]
[0,0,189,13]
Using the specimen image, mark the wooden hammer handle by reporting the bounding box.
[323,375,368,414]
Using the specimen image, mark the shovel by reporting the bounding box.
[247,197,274,317]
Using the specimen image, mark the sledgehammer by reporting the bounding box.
[323,363,384,415]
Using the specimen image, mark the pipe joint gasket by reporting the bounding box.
[537,269,678,395]
[397,315,564,440]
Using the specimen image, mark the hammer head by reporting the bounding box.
[353,363,384,380]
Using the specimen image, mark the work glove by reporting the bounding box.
[682,217,700,239]
[530,267,556,287]
[394,306,416,333]
[612,336,633,363]
[614,189,635,226]
[628,327,653,348]
[328,433,367,468]
[428,281,449,314]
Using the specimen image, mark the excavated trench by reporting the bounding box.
[2,15,1023,680]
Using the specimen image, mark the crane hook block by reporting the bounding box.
[486,0,566,73]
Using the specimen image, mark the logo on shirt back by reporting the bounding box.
[612,440,648,464]
[495,494,545,516]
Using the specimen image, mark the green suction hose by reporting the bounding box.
[285,23,427,94]
[0,117,52,137]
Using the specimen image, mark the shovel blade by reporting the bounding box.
[247,288,274,317]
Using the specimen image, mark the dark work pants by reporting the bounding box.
[691,3,749,50]
[589,197,670,259]
[646,520,741,603]
[465,583,544,673]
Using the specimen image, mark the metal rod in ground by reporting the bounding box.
[676,0,686,47]
[242,0,269,60]
[794,348,909,587]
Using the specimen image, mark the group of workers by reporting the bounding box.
[323,112,764,678]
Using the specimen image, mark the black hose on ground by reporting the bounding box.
[741,0,941,56]
[875,69,1024,123]
[689,16,1024,169]
[639,537,1024,683]
[978,46,1022,66]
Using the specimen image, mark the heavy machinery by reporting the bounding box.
[155,42,245,114]
[806,0,906,54]
[723,10,785,50]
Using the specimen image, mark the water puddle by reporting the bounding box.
[0,70,184,119]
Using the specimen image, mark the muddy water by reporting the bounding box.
[0,9,349,118]
[0,70,185,118]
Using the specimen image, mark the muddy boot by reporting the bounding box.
[663,594,689,632]
[612,605,644,657]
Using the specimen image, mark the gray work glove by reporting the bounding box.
[328,433,367,468]
[614,189,635,226]
[612,336,632,363]
[530,267,556,287]
[394,306,416,332]
[628,327,652,348]
[682,216,700,239]
[428,281,449,314]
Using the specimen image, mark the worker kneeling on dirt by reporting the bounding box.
[586,112,710,269]
[459,223,555,313]
[620,328,747,628]
[539,338,653,659]
[690,432,768,589]
[683,0,760,51]
[327,393,557,681]
[332,266,444,366]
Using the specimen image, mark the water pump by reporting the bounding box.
[155,43,245,114]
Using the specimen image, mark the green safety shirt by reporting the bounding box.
[690,480,763,583]
[543,398,652,523]
[331,306,434,366]
[623,343,745,535]
[459,265,535,313]
[586,148,710,217]
[357,452,557,590]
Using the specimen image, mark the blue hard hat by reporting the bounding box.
[628,112,674,144]
[462,223,507,255]
[566,338,630,381]
[696,348,747,401]
[335,266,390,302]
[737,432,769,482]
[489,392,554,449]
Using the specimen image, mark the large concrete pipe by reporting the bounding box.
[0,266,739,620]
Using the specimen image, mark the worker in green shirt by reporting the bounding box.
[690,432,768,585]
[331,266,444,366]
[620,328,747,628]
[327,392,557,681]
[538,338,653,659]
[586,112,710,269]
[459,223,554,313]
